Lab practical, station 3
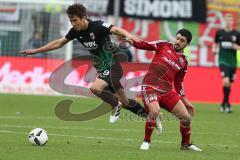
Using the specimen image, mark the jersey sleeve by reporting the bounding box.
[132,40,158,51]
[65,28,76,40]
[214,30,220,43]
[96,20,114,34]
[174,67,187,96]
[236,32,240,45]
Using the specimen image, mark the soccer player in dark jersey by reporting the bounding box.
[19,3,162,126]
[212,13,240,113]
[127,29,201,151]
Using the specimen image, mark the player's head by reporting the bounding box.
[224,13,234,29]
[174,29,192,52]
[66,3,87,31]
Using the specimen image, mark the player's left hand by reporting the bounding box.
[122,37,132,44]
[232,43,240,50]
[19,49,38,56]
[181,96,195,117]
[185,104,195,117]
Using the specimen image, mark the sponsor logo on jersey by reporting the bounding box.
[221,41,233,49]
[178,57,184,63]
[167,50,172,54]
[89,32,95,40]
[83,41,98,49]
[232,35,237,42]
[102,22,111,28]
[162,56,181,70]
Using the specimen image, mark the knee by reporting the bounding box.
[148,107,159,121]
[122,101,129,107]
[223,82,230,87]
[223,79,230,87]
[180,115,191,127]
[121,99,129,107]
[90,86,102,95]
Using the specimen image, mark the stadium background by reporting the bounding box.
[0,0,239,103]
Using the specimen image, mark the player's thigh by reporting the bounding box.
[90,78,109,94]
[229,67,236,83]
[160,91,181,112]
[222,77,231,86]
[98,68,123,92]
[110,63,124,80]
[171,100,191,121]
[148,101,160,114]
[115,88,129,106]
[220,66,231,86]
[141,86,160,116]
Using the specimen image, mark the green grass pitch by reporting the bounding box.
[0,94,240,160]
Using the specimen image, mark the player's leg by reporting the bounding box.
[140,86,161,150]
[140,101,160,150]
[115,88,147,118]
[90,78,119,107]
[224,67,236,113]
[90,78,122,123]
[222,76,232,112]
[219,65,232,112]
[108,63,148,119]
[171,100,201,151]
[171,100,192,146]
[114,87,161,135]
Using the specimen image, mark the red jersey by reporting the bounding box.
[133,40,188,96]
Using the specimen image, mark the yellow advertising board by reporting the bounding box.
[208,0,240,12]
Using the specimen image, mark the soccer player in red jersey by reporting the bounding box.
[128,29,201,151]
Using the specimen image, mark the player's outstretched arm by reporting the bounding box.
[110,26,140,42]
[19,37,70,56]
[131,40,158,51]
[232,43,240,50]
[110,26,157,51]
[211,42,218,55]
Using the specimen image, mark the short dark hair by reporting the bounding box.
[66,3,87,19]
[176,29,192,43]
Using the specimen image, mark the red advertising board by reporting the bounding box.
[0,57,239,104]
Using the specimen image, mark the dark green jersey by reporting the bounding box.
[214,29,240,68]
[65,19,115,72]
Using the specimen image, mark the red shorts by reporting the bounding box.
[141,86,180,113]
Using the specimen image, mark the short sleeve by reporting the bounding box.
[65,28,76,40]
[214,30,220,43]
[96,20,114,34]
[174,67,187,96]
[236,32,240,45]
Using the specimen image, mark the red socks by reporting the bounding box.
[144,118,191,144]
[180,124,191,145]
[144,118,156,142]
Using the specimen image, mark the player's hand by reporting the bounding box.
[129,34,141,43]
[185,104,195,117]
[232,43,240,50]
[181,96,195,117]
[211,47,217,55]
[19,49,37,56]
[124,37,133,44]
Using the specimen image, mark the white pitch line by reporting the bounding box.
[0,129,239,148]
[1,124,240,137]
[0,116,55,120]
[0,115,233,124]
[0,129,174,144]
